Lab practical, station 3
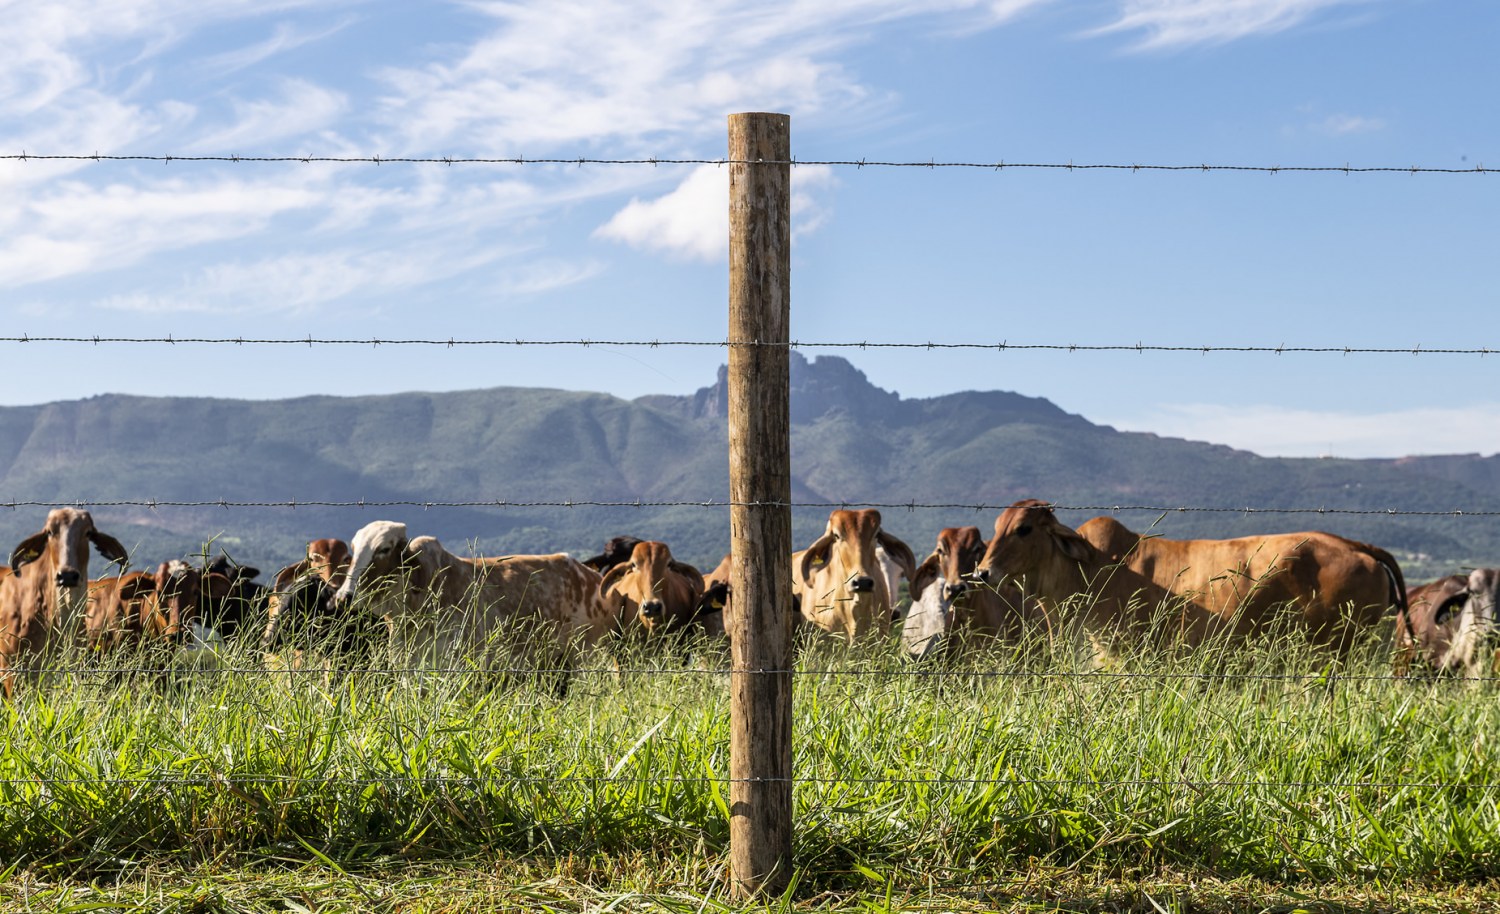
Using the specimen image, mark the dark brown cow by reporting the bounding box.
[904,526,1048,659]
[1076,516,1406,652]
[1,508,129,695]
[601,540,706,637]
[975,500,1225,665]
[795,509,917,641]
[582,536,645,573]
[1395,569,1500,678]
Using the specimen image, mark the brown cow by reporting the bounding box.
[795,509,917,641]
[332,520,613,688]
[601,540,706,638]
[904,526,1049,659]
[85,570,161,653]
[1,508,129,695]
[1395,569,1500,678]
[975,500,1225,665]
[1076,516,1406,652]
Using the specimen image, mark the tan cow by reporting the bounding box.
[1076,516,1405,653]
[1,508,129,695]
[904,526,1050,659]
[601,540,706,638]
[975,500,1225,665]
[85,570,161,653]
[795,509,917,641]
[332,521,613,686]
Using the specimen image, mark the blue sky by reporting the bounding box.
[1,0,1494,458]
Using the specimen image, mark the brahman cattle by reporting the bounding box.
[260,539,378,663]
[85,570,162,653]
[601,540,706,638]
[903,526,1047,659]
[1076,516,1406,653]
[975,500,1224,665]
[332,520,613,688]
[794,509,916,641]
[1,508,129,695]
[1395,569,1500,678]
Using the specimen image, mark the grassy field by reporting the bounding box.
[3,614,1500,912]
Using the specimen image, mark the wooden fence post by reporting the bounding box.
[727,111,793,898]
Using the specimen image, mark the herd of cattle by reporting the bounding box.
[0,502,1497,696]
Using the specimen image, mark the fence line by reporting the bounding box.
[4,499,1498,517]
[6,664,1492,684]
[2,152,1490,174]
[0,773,1493,791]
[3,335,1497,355]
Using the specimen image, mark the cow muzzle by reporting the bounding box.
[944,581,968,600]
[56,568,81,588]
[641,599,665,621]
[849,575,876,594]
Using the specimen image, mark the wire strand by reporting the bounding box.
[1,153,1490,174]
[2,499,1495,516]
[1,336,1495,355]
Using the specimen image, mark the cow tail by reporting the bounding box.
[1360,541,1414,675]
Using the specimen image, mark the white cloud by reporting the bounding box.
[1314,113,1386,135]
[194,17,355,77]
[371,0,1052,155]
[1093,0,1382,50]
[0,177,326,285]
[594,163,834,261]
[94,243,506,315]
[1108,403,1500,459]
[183,78,349,153]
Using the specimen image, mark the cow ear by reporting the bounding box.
[1054,528,1092,564]
[876,531,918,583]
[9,532,48,573]
[670,561,707,596]
[274,561,308,591]
[799,533,836,587]
[599,562,631,597]
[88,529,129,566]
[910,553,940,601]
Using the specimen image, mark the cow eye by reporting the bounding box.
[1016,524,1033,537]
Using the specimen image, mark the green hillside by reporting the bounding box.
[1,353,1495,581]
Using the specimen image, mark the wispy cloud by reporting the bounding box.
[1092,0,1383,50]
[183,78,349,153]
[1313,112,1386,135]
[194,16,355,77]
[372,0,1053,155]
[594,164,834,261]
[1109,403,1500,459]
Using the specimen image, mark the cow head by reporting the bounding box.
[975,499,1090,587]
[334,521,412,611]
[601,540,705,633]
[799,510,916,594]
[9,508,129,620]
[905,527,989,659]
[307,538,352,589]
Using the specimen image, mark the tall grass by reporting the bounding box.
[1,601,1498,892]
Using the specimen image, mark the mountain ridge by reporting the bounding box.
[0,352,1493,579]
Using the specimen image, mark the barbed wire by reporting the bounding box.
[0,773,1494,791]
[2,335,1496,355]
[1,152,1490,174]
[4,498,1498,517]
[8,663,1489,683]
